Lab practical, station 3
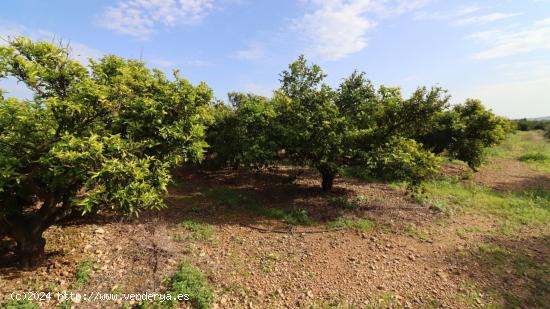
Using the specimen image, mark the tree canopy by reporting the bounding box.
[0,37,213,267]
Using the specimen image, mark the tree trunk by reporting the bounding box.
[321,171,335,192]
[4,190,74,268]
[8,218,47,268]
[14,233,46,269]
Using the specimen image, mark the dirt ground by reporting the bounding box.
[1,140,549,308]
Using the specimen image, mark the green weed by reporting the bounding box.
[139,259,215,309]
[177,220,214,241]
[330,196,359,210]
[2,299,39,309]
[205,187,315,225]
[328,217,374,232]
[519,152,549,162]
[74,258,95,289]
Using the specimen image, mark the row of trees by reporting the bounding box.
[206,56,512,190]
[514,118,550,139]
[0,39,511,267]
[515,118,550,132]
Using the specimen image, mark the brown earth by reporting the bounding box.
[1,158,549,308]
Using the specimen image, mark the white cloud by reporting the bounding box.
[468,18,550,60]
[99,0,215,39]
[415,5,519,28]
[414,4,480,22]
[234,44,266,60]
[295,0,431,61]
[453,12,520,26]
[535,17,550,27]
[457,5,481,16]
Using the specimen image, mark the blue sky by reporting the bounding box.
[1,0,549,118]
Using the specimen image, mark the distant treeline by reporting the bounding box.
[514,118,550,132]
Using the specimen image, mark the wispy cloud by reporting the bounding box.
[468,18,550,60]
[294,0,432,61]
[234,44,266,60]
[415,5,519,27]
[0,21,101,64]
[414,4,479,22]
[99,0,216,39]
[453,12,521,26]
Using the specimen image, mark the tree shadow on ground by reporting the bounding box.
[488,174,550,193]
[166,166,433,228]
[449,234,550,308]
[0,165,429,279]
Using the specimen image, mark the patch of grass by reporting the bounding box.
[141,259,215,309]
[260,252,280,273]
[477,243,509,264]
[2,299,39,309]
[330,196,359,210]
[462,241,550,308]
[457,281,487,308]
[488,131,550,172]
[205,187,315,225]
[403,223,429,241]
[283,209,314,225]
[427,198,463,217]
[177,220,214,241]
[342,166,383,183]
[328,217,374,233]
[364,292,399,309]
[74,258,95,289]
[425,180,550,231]
[519,152,549,162]
[166,260,215,309]
[310,303,357,309]
[205,187,256,209]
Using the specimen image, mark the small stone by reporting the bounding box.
[436,271,449,280]
[220,295,228,304]
[94,228,105,234]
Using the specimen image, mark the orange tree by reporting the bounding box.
[0,38,212,267]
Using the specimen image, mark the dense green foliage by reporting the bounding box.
[206,93,278,168]
[0,38,212,267]
[423,99,511,170]
[206,56,508,190]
